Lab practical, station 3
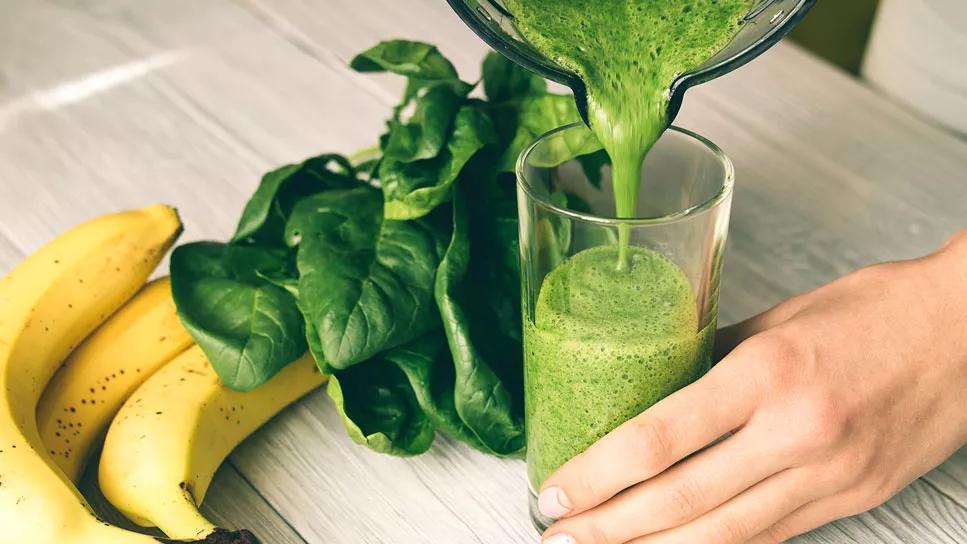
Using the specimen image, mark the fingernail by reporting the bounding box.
[543,533,576,544]
[538,486,573,518]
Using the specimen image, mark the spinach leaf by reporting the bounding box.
[434,180,525,456]
[302,311,327,372]
[496,94,602,172]
[381,333,483,450]
[354,157,380,183]
[232,154,358,245]
[350,40,459,81]
[328,357,435,456]
[286,186,450,369]
[465,172,523,348]
[259,274,300,297]
[481,52,546,103]
[170,40,612,459]
[383,81,472,164]
[381,105,496,220]
[170,242,306,391]
[577,148,611,189]
[329,332,487,456]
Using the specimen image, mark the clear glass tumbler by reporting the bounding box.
[517,122,734,532]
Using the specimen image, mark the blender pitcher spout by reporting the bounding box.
[666,0,817,126]
[446,0,816,127]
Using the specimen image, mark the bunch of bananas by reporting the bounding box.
[0,206,326,544]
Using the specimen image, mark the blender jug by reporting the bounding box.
[446,0,816,125]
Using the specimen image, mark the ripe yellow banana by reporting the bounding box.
[0,205,182,544]
[37,276,194,482]
[99,346,326,540]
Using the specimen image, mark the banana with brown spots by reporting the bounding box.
[99,346,326,540]
[37,276,193,482]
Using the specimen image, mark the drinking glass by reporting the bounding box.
[517,122,734,532]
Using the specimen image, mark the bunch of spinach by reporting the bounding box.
[170,40,587,456]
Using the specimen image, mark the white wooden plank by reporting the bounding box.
[231,391,536,544]
[200,466,308,544]
[793,480,967,544]
[0,1,137,102]
[0,0,389,253]
[234,0,489,83]
[28,0,400,159]
[0,234,23,274]
[0,8,253,251]
[924,447,967,509]
[863,0,967,137]
[848,479,967,543]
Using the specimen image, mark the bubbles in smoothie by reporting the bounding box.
[535,245,697,340]
[525,245,714,489]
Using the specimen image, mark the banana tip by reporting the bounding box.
[161,528,259,544]
[143,203,184,241]
[204,529,260,544]
[142,202,182,224]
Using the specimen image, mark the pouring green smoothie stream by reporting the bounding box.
[502,0,756,494]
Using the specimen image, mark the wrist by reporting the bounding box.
[923,228,967,290]
[923,229,967,440]
[939,235,967,308]
[912,231,967,354]
[922,228,967,365]
[935,227,967,259]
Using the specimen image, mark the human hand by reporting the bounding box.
[537,230,967,544]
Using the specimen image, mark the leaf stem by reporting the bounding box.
[348,144,381,166]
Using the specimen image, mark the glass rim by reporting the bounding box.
[515,123,735,227]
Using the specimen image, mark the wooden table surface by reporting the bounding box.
[2,1,966,542]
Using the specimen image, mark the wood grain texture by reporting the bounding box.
[863,0,967,136]
[924,447,967,509]
[200,466,309,544]
[0,0,964,543]
[793,479,967,544]
[232,391,537,544]
[678,44,967,320]
[0,234,22,268]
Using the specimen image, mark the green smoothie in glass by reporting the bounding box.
[524,246,716,487]
[504,0,754,492]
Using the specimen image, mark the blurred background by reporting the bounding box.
[792,0,967,138]
[790,0,879,74]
